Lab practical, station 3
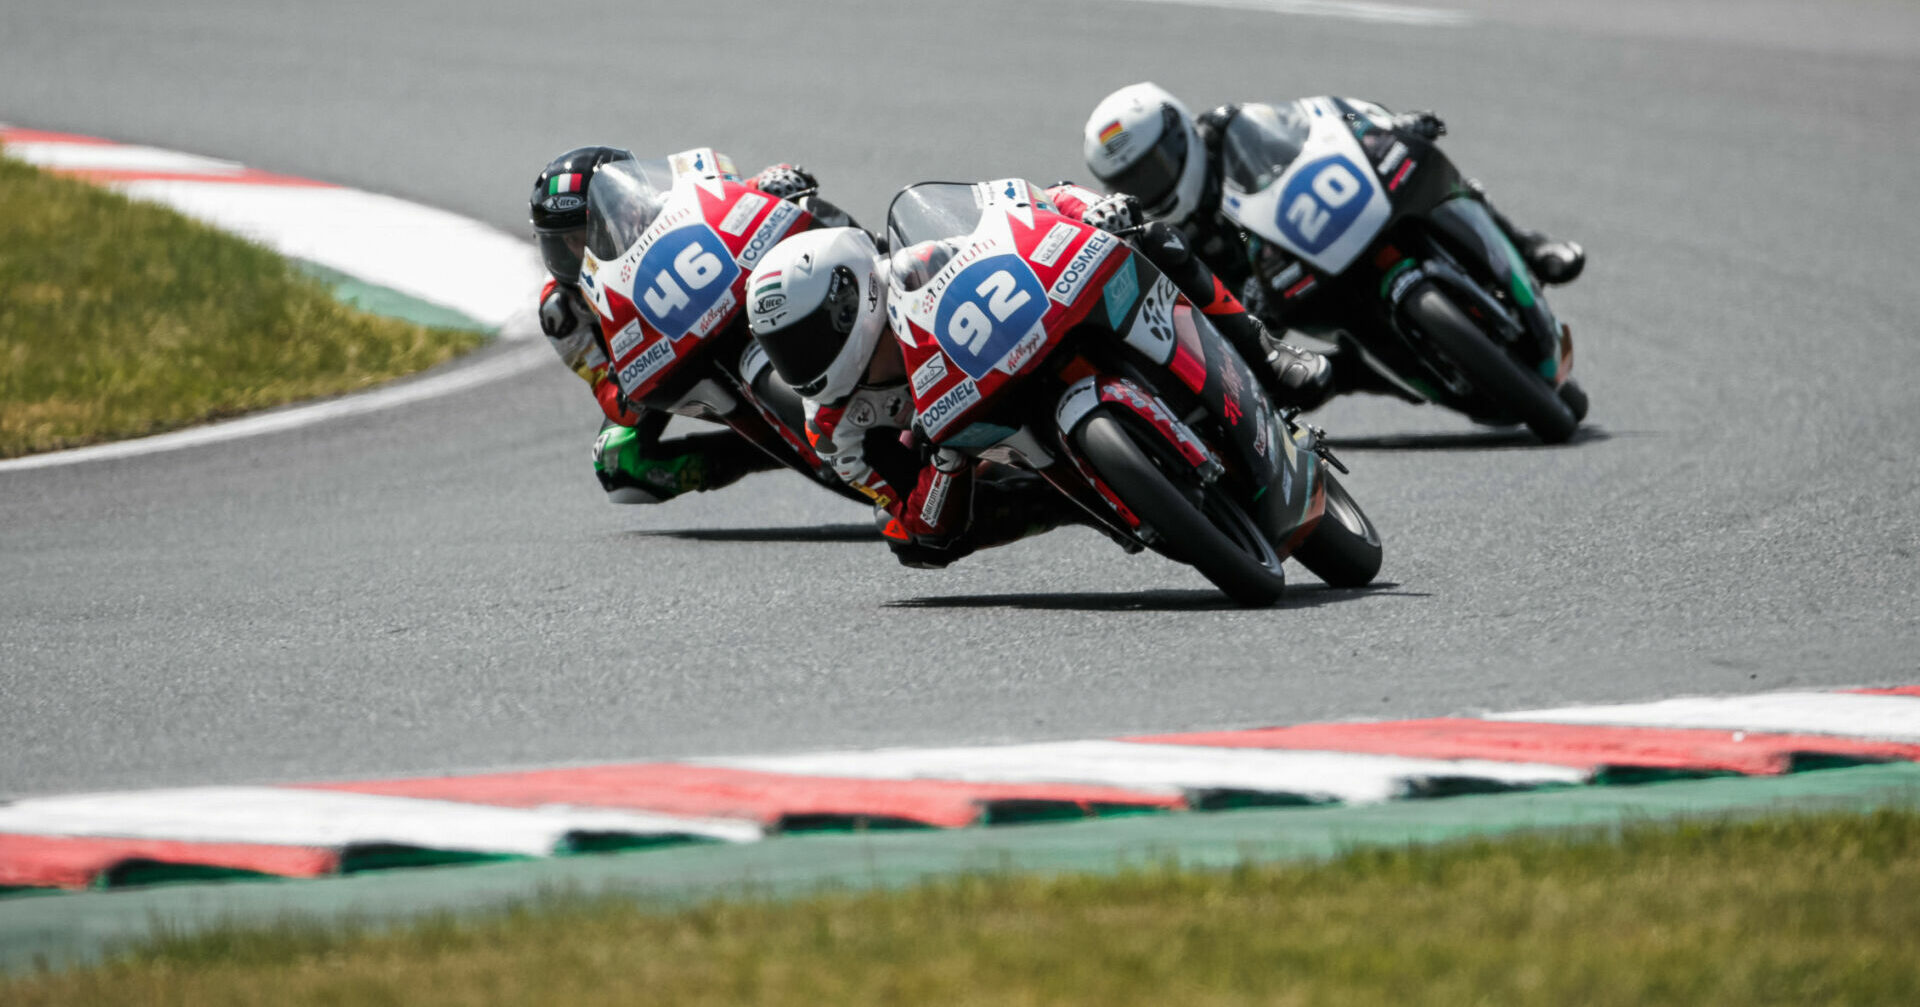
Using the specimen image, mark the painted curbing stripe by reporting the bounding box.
[706,740,1587,804]
[1851,686,1920,698]
[0,339,546,473]
[1491,692,1920,742]
[1128,719,1920,776]
[301,764,1186,830]
[0,787,761,856]
[2,125,541,333]
[0,834,338,891]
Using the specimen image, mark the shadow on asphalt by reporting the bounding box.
[633,524,880,544]
[1329,425,1613,452]
[887,582,1422,612]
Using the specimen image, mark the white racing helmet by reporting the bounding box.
[1082,82,1207,225]
[746,227,886,403]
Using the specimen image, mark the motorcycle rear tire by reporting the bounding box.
[1076,409,1287,608]
[1290,471,1382,588]
[1406,286,1579,444]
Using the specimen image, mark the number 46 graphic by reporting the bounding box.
[635,228,740,338]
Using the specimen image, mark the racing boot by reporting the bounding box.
[1465,178,1584,286]
[592,423,780,504]
[1323,343,1423,403]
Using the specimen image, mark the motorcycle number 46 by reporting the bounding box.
[934,255,1048,380]
[1275,156,1374,255]
[634,226,740,339]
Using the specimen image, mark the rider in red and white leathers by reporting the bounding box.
[529,146,852,503]
[743,184,1329,568]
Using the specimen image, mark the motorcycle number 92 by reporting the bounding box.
[634,226,741,339]
[933,255,1048,380]
[1275,156,1374,255]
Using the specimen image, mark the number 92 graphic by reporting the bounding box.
[934,256,1048,380]
[1275,156,1374,255]
[634,227,740,339]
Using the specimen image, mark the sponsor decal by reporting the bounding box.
[1268,261,1304,291]
[1377,141,1408,177]
[719,191,770,236]
[1049,230,1115,304]
[911,352,948,398]
[1251,403,1271,458]
[610,319,646,359]
[737,201,800,269]
[1284,275,1318,300]
[919,378,981,437]
[1388,158,1417,192]
[1102,256,1140,329]
[542,193,584,213]
[690,287,738,340]
[1125,274,1177,361]
[1031,222,1078,267]
[996,322,1049,376]
[616,337,676,394]
[847,397,877,428]
[920,470,952,525]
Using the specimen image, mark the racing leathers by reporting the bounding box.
[542,163,850,503]
[1176,100,1582,397]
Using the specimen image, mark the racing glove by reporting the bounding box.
[1391,110,1446,140]
[751,163,818,200]
[1081,193,1141,234]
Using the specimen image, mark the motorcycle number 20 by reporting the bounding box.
[635,226,741,339]
[1275,156,1374,255]
[934,255,1048,380]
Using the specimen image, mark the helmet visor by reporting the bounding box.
[1091,107,1188,214]
[538,227,589,280]
[758,267,862,397]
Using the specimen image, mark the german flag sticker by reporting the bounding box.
[1098,120,1125,145]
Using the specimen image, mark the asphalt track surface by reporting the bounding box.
[3,0,1917,798]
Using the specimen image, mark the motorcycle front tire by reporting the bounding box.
[1404,285,1579,444]
[1075,408,1287,608]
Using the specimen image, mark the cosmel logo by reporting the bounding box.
[933,254,1048,381]
[1273,155,1374,256]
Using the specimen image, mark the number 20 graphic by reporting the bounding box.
[1283,162,1364,244]
[946,270,1032,352]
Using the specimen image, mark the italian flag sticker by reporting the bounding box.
[548,173,583,195]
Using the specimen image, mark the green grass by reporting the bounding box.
[7,809,1919,1005]
[0,151,485,458]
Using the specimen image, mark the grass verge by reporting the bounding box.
[0,151,485,458]
[6,809,1918,1005]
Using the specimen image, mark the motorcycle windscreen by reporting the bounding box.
[1218,102,1312,194]
[584,158,680,261]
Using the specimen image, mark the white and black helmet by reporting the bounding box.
[746,228,886,403]
[1082,82,1207,225]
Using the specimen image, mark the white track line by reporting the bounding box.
[707,740,1585,804]
[0,787,762,854]
[1492,692,1920,742]
[1115,0,1471,27]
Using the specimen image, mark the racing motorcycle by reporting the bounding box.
[885,179,1381,606]
[579,148,867,504]
[1218,98,1586,443]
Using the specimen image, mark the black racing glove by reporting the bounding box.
[1392,110,1446,140]
[753,163,818,200]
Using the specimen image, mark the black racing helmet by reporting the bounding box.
[529,145,634,281]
